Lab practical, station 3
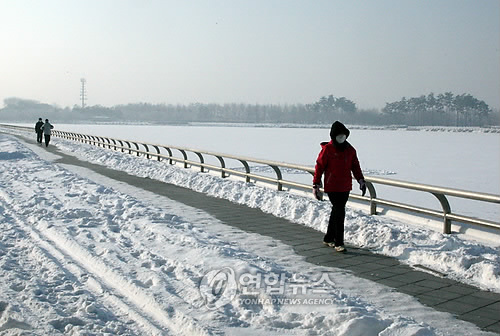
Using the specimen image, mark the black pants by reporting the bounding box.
[323,191,350,246]
[44,134,51,147]
[37,131,43,143]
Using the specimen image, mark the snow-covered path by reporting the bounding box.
[0,132,498,335]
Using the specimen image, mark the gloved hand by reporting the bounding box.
[359,179,367,196]
[312,184,322,200]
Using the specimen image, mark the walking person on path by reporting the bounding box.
[41,119,54,147]
[313,121,367,253]
[35,118,44,144]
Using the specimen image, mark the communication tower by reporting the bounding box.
[80,78,87,108]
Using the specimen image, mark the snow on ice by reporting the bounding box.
[0,131,498,335]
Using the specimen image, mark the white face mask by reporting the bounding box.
[336,134,346,144]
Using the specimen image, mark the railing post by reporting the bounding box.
[152,145,161,161]
[269,165,283,191]
[238,160,251,183]
[132,142,140,156]
[366,181,377,215]
[104,137,111,149]
[215,156,226,178]
[117,140,124,152]
[432,193,452,234]
[194,152,205,172]
[178,149,188,168]
[124,141,132,154]
[142,144,150,159]
[163,147,173,164]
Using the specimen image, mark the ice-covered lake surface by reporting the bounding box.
[51,123,500,222]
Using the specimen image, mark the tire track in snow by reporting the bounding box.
[0,196,167,335]
[0,187,212,336]
[39,224,212,336]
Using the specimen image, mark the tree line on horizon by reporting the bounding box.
[0,92,497,126]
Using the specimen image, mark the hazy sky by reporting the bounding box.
[1,0,499,110]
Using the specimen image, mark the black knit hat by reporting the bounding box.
[330,121,350,139]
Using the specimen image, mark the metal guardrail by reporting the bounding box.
[2,123,499,234]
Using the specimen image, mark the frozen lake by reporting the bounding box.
[21,123,500,222]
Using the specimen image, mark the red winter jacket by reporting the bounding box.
[313,140,364,192]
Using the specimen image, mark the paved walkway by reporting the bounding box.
[17,133,500,334]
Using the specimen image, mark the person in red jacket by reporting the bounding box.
[313,121,366,252]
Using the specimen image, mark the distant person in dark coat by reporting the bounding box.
[35,118,44,144]
[41,119,54,147]
[313,121,366,253]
